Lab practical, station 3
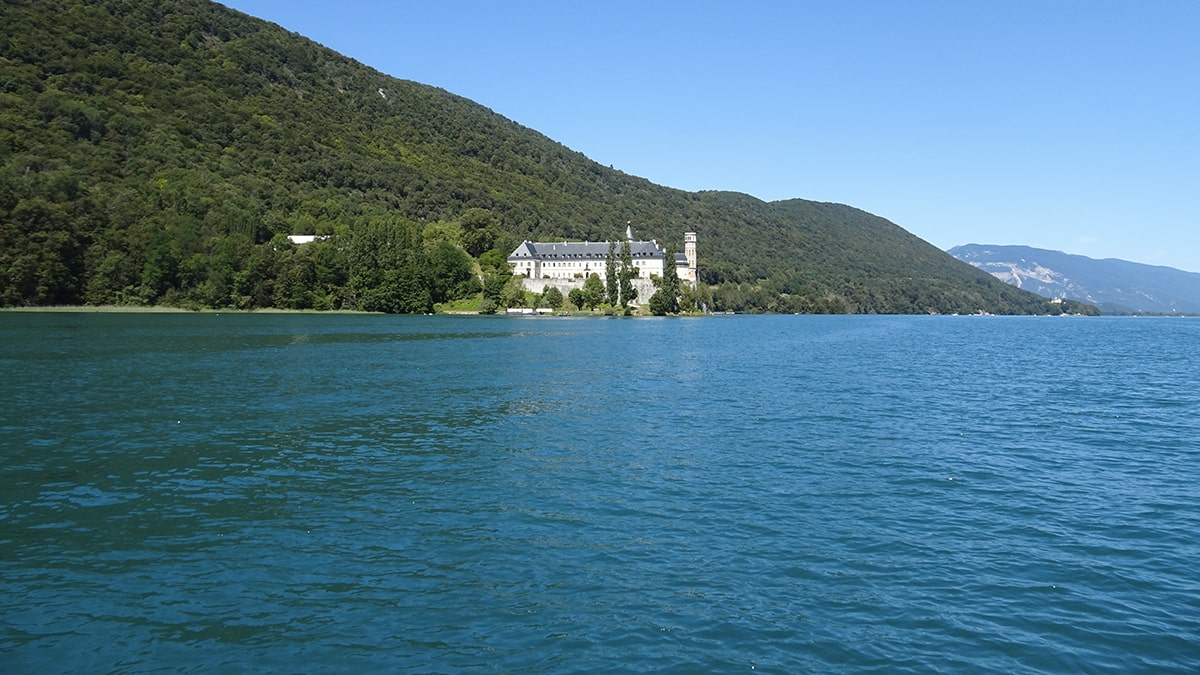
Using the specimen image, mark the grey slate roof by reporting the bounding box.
[508,240,667,261]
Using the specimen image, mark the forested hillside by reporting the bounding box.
[1,0,1078,314]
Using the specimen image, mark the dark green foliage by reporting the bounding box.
[582,274,605,310]
[481,271,509,309]
[678,284,698,312]
[650,245,681,315]
[567,287,585,310]
[618,240,636,308]
[458,208,501,258]
[0,0,1090,315]
[543,286,563,310]
[647,289,672,316]
[477,249,510,276]
[604,242,618,306]
[425,240,478,304]
[499,275,524,308]
[347,219,430,313]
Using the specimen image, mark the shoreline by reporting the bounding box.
[1,305,1138,317]
[0,305,377,315]
[0,304,712,317]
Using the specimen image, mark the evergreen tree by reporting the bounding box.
[649,245,681,315]
[618,240,636,308]
[660,245,680,311]
[605,241,618,305]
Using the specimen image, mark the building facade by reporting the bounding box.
[508,231,697,284]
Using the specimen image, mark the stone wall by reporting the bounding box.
[520,277,661,305]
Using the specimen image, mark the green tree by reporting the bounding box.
[83,244,134,305]
[360,267,431,313]
[618,239,636,308]
[695,282,714,313]
[582,273,605,310]
[678,283,698,313]
[459,208,501,257]
[347,217,431,313]
[275,247,316,309]
[543,285,564,309]
[500,274,525,308]
[481,271,509,307]
[309,239,348,309]
[567,287,585,310]
[422,220,463,249]
[647,289,673,315]
[650,245,680,314]
[604,240,618,305]
[425,239,476,304]
[478,248,510,275]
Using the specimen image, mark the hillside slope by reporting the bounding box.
[949,244,1200,314]
[1,0,1069,314]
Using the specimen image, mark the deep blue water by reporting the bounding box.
[2,313,1199,672]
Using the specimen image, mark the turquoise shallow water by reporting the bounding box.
[2,313,1199,672]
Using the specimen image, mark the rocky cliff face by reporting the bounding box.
[949,245,1200,314]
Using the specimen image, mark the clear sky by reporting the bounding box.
[220,1,1200,272]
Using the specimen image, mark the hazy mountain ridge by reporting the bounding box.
[949,244,1200,314]
[1,0,1070,314]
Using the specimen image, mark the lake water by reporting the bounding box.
[2,313,1199,672]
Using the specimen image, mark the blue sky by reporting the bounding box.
[221,1,1200,272]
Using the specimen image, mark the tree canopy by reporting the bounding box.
[649,246,681,315]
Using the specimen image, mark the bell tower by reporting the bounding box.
[684,232,697,281]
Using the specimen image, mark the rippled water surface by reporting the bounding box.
[3,313,1199,672]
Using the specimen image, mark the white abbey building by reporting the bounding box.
[508,229,697,289]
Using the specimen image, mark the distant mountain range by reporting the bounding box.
[948,244,1200,314]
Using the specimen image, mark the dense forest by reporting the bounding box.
[0,0,1094,314]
